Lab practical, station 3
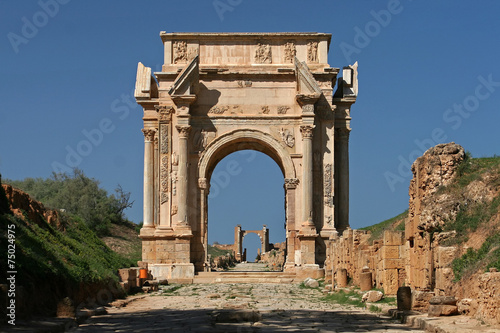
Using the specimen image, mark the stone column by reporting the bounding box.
[300,125,315,228]
[198,178,209,270]
[175,125,192,234]
[337,127,350,231]
[142,128,156,230]
[284,178,299,270]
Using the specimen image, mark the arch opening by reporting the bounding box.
[207,150,286,269]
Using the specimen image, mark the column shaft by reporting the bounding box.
[142,129,155,228]
[338,128,350,230]
[176,125,191,226]
[300,125,314,223]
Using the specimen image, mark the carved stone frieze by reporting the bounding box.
[307,40,318,63]
[160,125,168,154]
[279,128,295,148]
[284,41,296,63]
[284,178,299,189]
[302,104,315,114]
[173,41,188,64]
[261,106,270,114]
[277,106,290,114]
[300,125,314,139]
[237,80,252,87]
[208,105,228,114]
[160,153,169,205]
[255,43,272,64]
[324,163,333,207]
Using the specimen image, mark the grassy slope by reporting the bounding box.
[360,210,407,241]
[0,182,137,318]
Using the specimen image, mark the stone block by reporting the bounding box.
[381,245,400,259]
[434,268,454,291]
[362,290,383,303]
[336,268,348,288]
[412,290,434,312]
[383,231,404,246]
[383,269,399,295]
[118,268,136,282]
[435,246,458,268]
[428,304,458,317]
[429,296,457,305]
[383,259,402,270]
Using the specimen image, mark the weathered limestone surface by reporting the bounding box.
[135,32,358,280]
[324,142,500,325]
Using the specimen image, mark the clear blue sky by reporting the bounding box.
[1,1,500,258]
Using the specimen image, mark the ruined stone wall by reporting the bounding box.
[326,229,405,295]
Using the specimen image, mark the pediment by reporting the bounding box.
[295,57,322,97]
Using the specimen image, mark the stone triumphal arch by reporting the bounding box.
[134,32,358,281]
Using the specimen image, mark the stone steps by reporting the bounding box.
[193,271,297,284]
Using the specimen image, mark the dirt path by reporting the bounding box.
[75,283,426,332]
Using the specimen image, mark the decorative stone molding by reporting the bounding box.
[142,128,156,142]
[176,125,191,138]
[307,40,318,63]
[208,105,228,114]
[198,177,208,190]
[279,128,295,148]
[160,125,168,154]
[324,163,334,207]
[277,106,290,114]
[173,40,188,64]
[160,156,169,192]
[156,105,175,122]
[300,125,314,139]
[284,178,299,189]
[302,104,315,114]
[171,171,177,196]
[255,43,272,64]
[284,41,296,63]
[237,80,252,88]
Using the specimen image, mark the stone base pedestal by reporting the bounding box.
[149,263,194,283]
[295,264,324,280]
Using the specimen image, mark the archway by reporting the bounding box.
[135,32,358,281]
[204,137,289,269]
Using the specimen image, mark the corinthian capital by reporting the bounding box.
[299,125,314,139]
[337,127,351,141]
[142,128,156,142]
[176,125,191,138]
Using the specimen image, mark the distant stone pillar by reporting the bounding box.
[142,128,156,229]
[337,268,348,287]
[337,127,350,231]
[284,178,299,270]
[175,125,191,233]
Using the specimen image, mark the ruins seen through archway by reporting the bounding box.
[207,150,285,262]
[134,32,358,281]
